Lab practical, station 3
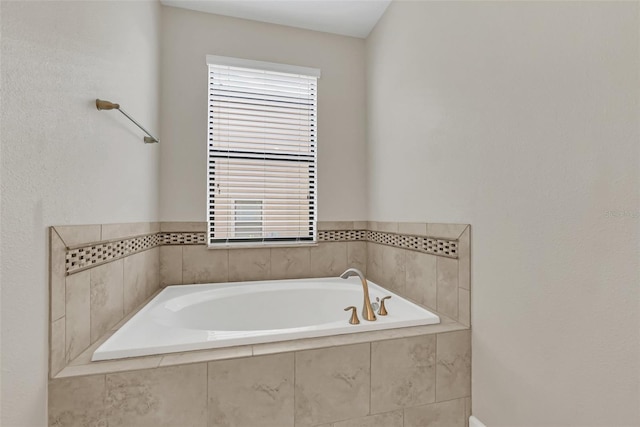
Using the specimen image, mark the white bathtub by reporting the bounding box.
[92,277,440,361]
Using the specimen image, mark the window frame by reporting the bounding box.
[206,55,321,248]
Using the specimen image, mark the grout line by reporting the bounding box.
[101,373,107,424]
[122,255,126,319]
[435,258,439,313]
[434,332,439,403]
[430,395,470,406]
[89,268,94,345]
[206,360,210,421]
[293,350,297,425]
[226,250,230,282]
[180,245,184,285]
[369,341,372,416]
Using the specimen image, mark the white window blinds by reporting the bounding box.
[207,56,320,246]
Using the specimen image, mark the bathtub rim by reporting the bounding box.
[54,283,469,379]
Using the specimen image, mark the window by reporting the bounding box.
[206,55,320,246]
[234,200,263,239]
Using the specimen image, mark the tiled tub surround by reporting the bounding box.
[49,221,471,427]
[367,222,470,325]
[50,224,161,379]
[51,221,469,375]
[50,331,471,427]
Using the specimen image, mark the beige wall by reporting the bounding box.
[0,1,161,425]
[159,6,367,222]
[366,2,640,426]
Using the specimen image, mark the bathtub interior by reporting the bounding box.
[92,276,441,361]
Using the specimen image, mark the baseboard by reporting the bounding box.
[470,415,487,427]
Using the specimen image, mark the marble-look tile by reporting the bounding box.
[90,259,124,343]
[333,410,403,427]
[50,317,66,377]
[458,226,470,290]
[49,375,106,427]
[404,398,466,427]
[160,221,207,232]
[436,257,459,320]
[124,249,159,314]
[346,242,367,274]
[271,247,310,280]
[50,228,67,321]
[318,221,354,230]
[405,251,437,310]
[160,245,183,286]
[182,245,228,284]
[382,246,406,295]
[353,221,368,230]
[371,336,436,413]
[426,223,467,240]
[111,289,161,332]
[101,222,159,240]
[295,343,370,426]
[436,330,471,402]
[208,353,294,427]
[398,222,427,236]
[54,224,101,247]
[106,363,207,427]
[366,243,384,285]
[458,289,470,327]
[65,270,90,362]
[252,321,465,357]
[159,345,252,367]
[228,248,271,282]
[68,331,115,366]
[145,247,160,296]
[376,222,398,233]
[58,356,163,378]
[309,242,347,278]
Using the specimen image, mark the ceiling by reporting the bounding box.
[160,0,391,38]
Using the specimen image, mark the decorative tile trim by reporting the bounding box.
[367,231,458,258]
[318,230,458,258]
[65,228,459,275]
[159,232,207,245]
[65,234,161,275]
[317,230,367,241]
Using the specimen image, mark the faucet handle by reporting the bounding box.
[378,296,392,316]
[344,306,360,325]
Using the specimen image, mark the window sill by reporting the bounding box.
[207,242,319,250]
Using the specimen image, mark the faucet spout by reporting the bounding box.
[339,268,376,321]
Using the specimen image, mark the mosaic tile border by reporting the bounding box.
[65,229,458,275]
[318,230,457,258]
[65,234,161,274]
[317,230,367,241]
[65,232,207,275]
[160,232,207,245]
[367,231,458,258]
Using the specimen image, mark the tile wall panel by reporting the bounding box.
[49,331,470,427]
